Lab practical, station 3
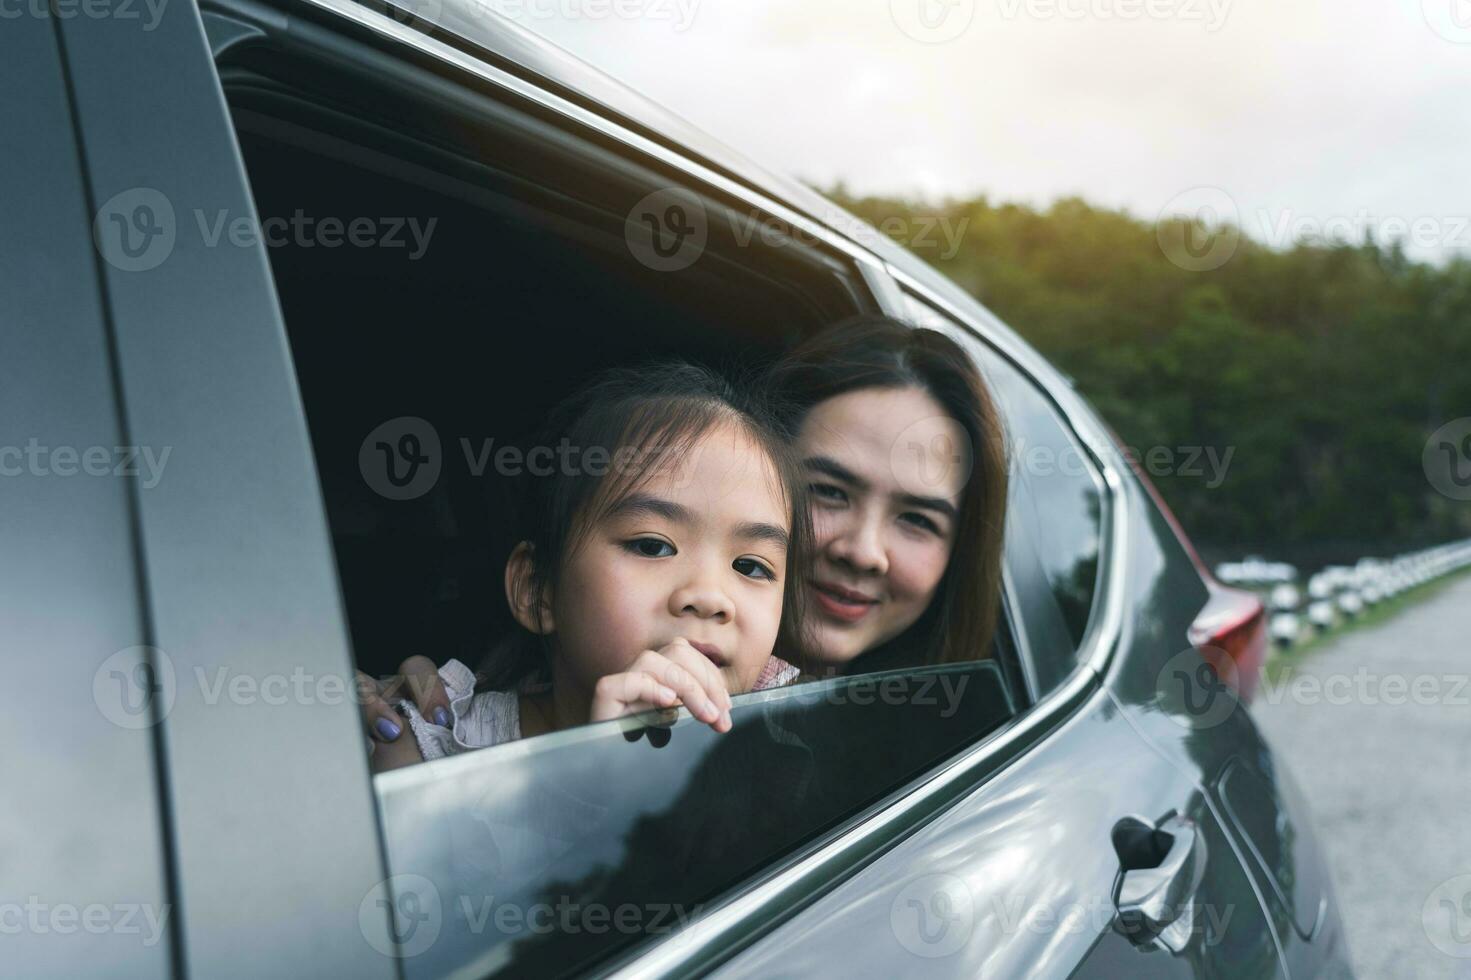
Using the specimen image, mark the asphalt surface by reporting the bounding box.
[1251,575,1471,979]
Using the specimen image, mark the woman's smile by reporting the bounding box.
[811,581,881,623]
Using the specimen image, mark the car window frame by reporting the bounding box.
[3,22,177,977]
[57,3,403,975]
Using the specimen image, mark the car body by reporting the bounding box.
[5,1,1351,977]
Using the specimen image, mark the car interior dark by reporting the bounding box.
[221,47,883,683]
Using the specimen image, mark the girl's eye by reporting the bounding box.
[625,538,675,558]
[810,482,847,504]
[900,512,942,535]
[733,557,777,581]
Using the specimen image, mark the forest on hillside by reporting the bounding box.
[827,190,1471,561]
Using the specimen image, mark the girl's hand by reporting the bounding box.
[356,670,406,749]
[389,655,454,730]
[590,638,734,733]
[357,656,453,751]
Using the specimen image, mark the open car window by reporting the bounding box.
[374,662,1015,975]
[219,39,868,684]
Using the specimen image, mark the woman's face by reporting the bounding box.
[796,386,968,666]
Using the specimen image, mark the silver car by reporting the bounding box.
[5,1,1350,977]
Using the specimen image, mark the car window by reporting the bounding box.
[224,65,867,683]
[902,292,1105,695]
[374,663,1015,975]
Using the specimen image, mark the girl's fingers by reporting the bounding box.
[631,651,717,724]
[591,671,679,722]
[659,640,734,731]
[356,671,405,743]
[634,647,728,731]
[671,639,734,711]
[396,656,453,729]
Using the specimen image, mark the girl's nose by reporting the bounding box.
[825,512,888,577]
[669,578,734,623]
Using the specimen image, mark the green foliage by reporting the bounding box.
[826,190,1471,551]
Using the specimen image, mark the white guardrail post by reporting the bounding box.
[1214,538,1471,651]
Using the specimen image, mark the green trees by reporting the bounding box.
[829,190,1471,553]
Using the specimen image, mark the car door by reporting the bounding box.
[42,5,398,977]
[695,287,1288,979]
[2,20,174,980]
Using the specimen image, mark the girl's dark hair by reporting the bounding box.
[480,360,813,689]
[766,314,1009,668]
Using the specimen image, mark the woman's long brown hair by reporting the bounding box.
[767,315,1009,667]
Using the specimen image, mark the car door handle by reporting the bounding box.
[1112,813,1207,952]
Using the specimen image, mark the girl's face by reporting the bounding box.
[548,420,790,697]
[796,386,966,666]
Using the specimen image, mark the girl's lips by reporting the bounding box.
[811,582,879,624]
[686,640,727,667]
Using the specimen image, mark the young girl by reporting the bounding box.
[370,362,809,772]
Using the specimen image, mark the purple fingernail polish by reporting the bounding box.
[433,707,451,728]
[375,718,402,741]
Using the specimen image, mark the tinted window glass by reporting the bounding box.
[902,293,1104,689]
[374,664,1015,976]
[982,351,1103,647]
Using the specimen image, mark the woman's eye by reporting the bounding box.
[810,482,847,504]
[733,557,776,581]
[900,512,942,535]
[625,538,675,558]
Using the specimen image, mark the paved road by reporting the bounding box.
[1251,575,1471,979]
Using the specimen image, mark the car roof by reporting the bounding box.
[424,0,1039,359]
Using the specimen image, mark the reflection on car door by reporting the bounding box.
[712,670,1284,978]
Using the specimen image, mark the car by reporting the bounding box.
[7,2,1351,977]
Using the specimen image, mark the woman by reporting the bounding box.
[767,314,1007,675]
[361,315,1008,744]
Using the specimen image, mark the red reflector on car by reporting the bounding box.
[1098,419,1265,702]
[1189,584,1267,703]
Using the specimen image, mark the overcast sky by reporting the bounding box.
[483,0,1471,263]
